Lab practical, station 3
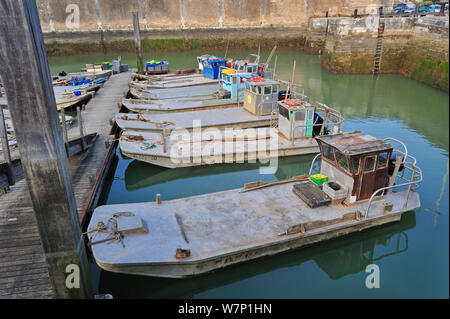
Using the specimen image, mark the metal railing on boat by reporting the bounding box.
[307,138,423,219]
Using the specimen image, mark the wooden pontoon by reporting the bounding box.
[88,133,422,278]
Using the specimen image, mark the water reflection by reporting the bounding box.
[97,211,415,298]
[123,154,316,192]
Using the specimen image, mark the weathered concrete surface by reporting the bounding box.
[322,16,449,91]
[37,0,391,32]
[36,0,447,91]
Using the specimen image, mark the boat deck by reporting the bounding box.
[132,84,220,100]
[122,97,238,114]
[115,107,271,133]
[131,76,218,89]
[119,128,319,168]
[88,182,420,277]
[0,71,130,298]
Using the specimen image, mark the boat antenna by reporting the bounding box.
[264,45,277,67]
[224,38,230,59]
[285,60,296,102]
[273,55,278,80]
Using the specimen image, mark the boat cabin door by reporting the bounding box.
[291,108,314,138]
[357,152,391,200]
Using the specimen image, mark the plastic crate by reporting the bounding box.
[311,174,328,186]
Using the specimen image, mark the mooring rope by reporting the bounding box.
[84,212,136,248]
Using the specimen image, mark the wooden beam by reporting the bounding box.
[0,0,92,298]
[0,106,14,185]
[132,12,144,75]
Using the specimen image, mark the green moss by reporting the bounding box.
[440,62,449,74]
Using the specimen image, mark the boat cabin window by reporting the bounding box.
[251,85,258,94]
[294,111,305,121]
[272,84,278,93]
[279,104,289,119]
[245,83,250,90]
[257,86,263,95]
[321,143,335,163]
[334,150,350,172]
[377,152,389,169]
[363,155,377,172]
[352,157,360,175]
[264,86,272,95]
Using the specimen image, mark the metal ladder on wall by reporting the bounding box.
[373,18,385,74]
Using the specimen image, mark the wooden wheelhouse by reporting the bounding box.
[316,133,394,202]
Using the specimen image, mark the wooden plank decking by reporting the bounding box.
[0,71,131,298]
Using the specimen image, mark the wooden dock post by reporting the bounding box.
[132,12,144,75]
[0,106,14,185]
[60,108,69,155]
[77,106,86,150]
[0,0,92,298]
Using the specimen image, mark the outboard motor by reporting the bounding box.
[278,90,292,100]
[58,71,67,76]
[387,152,405,175]
[312,113,328,137]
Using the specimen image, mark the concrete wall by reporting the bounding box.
[37,0,391,32]
[36,0,447,91]
[321,16,449,91]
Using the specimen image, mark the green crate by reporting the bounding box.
[311,174,328,186]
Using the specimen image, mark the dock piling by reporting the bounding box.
[0,0,92,299]
[0,106,14,185]
[77,106,86,150]
[132,12,144,75]
[60,107,69,151]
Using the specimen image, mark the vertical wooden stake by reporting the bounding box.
[132,12,144,75]
[0,106,14,185]
[0,0,92,299]
[60,108,68,141]
[77,106,86,150]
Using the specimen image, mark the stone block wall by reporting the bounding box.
[321,16,449,91]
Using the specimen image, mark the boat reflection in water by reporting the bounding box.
[97,210,416,298]
[123,154,317,192]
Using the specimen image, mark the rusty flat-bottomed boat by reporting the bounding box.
[87,133,422,278]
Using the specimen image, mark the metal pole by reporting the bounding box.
[403,166,415,209]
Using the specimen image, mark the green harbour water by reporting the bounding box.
[49,50,449,298]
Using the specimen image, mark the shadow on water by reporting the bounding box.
[97,211,416,299]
